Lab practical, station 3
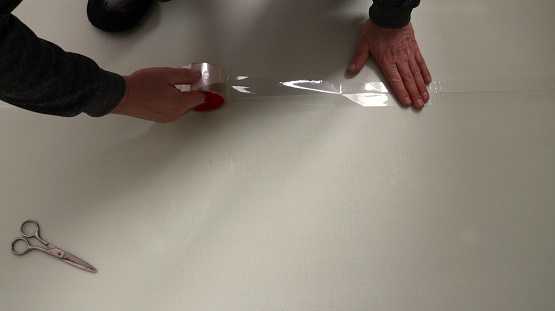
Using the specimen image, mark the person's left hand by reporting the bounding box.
[347,19,432,109]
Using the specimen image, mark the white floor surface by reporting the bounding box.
[1,1,555,310]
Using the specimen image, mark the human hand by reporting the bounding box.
[347,19,432,109]
[111,67,205,123]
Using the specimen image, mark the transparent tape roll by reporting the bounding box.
[176,63,229,111]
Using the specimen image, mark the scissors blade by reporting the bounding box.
[61,251,97,273]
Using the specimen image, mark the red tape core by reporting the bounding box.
[193,91,225,111]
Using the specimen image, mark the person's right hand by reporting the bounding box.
[348,19,431,109]
[111,67,205,123]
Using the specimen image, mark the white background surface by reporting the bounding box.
[1,0,555,310]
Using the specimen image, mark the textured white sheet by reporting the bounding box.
[1,1,554,310]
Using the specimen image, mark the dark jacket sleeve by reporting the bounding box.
[369,0,420,29]
[0,0,125,117]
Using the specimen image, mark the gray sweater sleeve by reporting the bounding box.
[369,0,421,29]
[0,0,125,117]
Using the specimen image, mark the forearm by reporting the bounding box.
[0,0,124,117]
[369,0,420,29]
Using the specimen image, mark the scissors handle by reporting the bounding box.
[19,220,48,245]
[11,237,30,255]
[11,237,63,256]
[10,237,53,256]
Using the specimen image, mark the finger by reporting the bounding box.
[380,63,411,107]
[347,39,370,74]
[181,91,206,110]
[408,57,429,103]
[162,67,202,85]
[415,49,432,84]
[396,62,425,109]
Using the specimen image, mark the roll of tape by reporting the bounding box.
[176,63,229,111]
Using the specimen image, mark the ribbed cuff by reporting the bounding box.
[83,70,126,117]
[369,1,420,29]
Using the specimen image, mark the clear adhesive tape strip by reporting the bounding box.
[230,76,393,107]
[229,76,555,107]
[175,63,555,108]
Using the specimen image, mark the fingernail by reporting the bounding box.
[348,63,356,70]
[405,97,412,105]
[416,99,424,108]
[426,75,432,82]
[422,92,429,101]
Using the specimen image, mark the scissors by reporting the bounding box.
[11,220,97,273]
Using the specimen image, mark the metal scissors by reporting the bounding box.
[11,220,97,273]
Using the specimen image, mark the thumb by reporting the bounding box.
[163,67,202,85]
[347,40,370,74]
